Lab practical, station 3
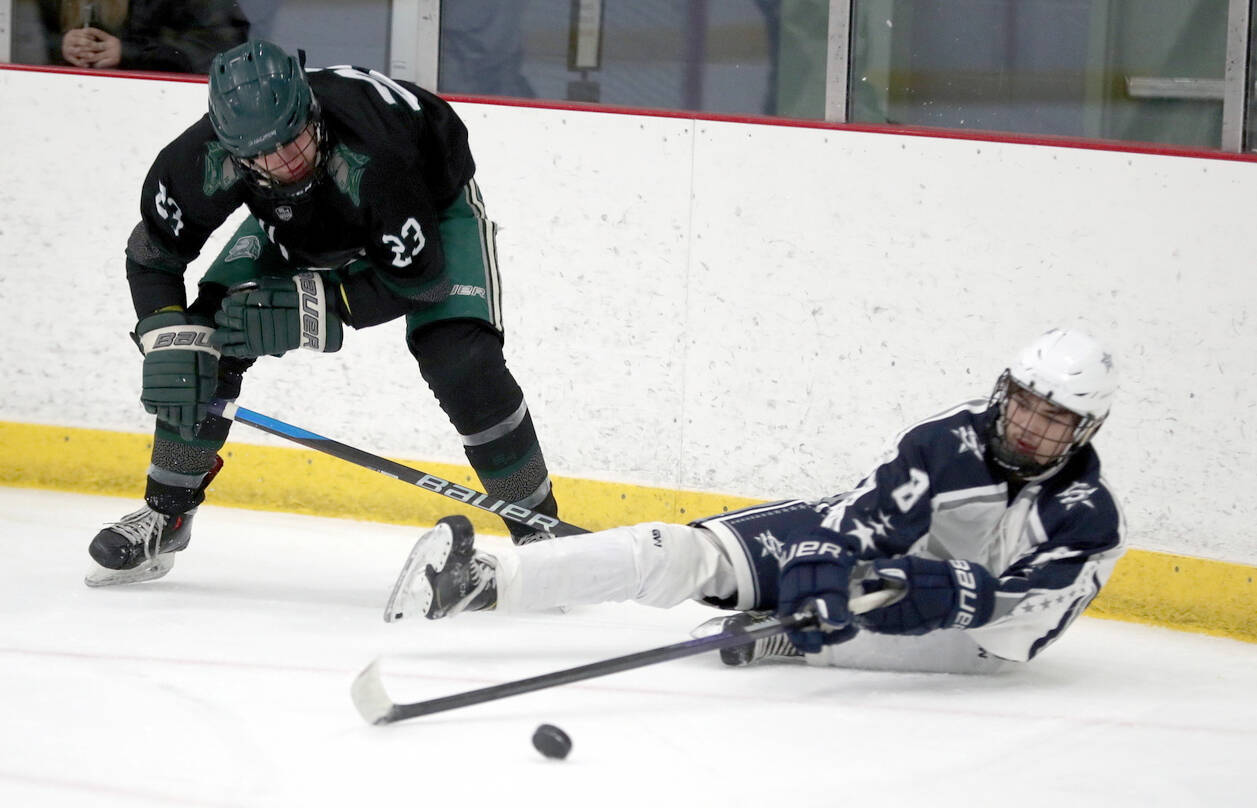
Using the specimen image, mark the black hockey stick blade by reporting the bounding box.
[351,590,898,726]
[207,398,587,537]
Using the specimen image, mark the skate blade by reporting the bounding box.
[383,523,453,623]
[84,554,175,587]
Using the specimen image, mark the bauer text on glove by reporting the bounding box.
[776,528,862,653]
[134,311,219,441]
[856,556,996,635]
[211,272,344,357]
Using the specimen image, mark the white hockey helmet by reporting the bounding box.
[988,328,1118,479]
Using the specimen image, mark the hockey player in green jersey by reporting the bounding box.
[87,40,559,585]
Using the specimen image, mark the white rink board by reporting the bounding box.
[0,69,1255,565]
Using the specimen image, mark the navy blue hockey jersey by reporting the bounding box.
[818,399,1125,662]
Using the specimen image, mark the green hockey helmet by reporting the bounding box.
[208,40,314,158]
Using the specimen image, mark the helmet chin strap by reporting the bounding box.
[989,438,1068,482]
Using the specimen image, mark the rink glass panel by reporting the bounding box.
[850,0,1230,149]
[0,1,1249,150]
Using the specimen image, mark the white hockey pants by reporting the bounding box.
[491,523,1011,675]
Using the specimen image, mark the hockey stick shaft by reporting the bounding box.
[352,590,899,725]
[207,399,587,537]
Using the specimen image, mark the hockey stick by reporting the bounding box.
[350,589,900,725]
[207,399,587,537]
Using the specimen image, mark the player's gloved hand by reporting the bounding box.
[211,272,343,358]
[134,311,220,441]
[856,557,996,635]
[776,527,861,653]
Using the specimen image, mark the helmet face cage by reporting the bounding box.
[230,112,330,200]
[987,371,1104,479]
[208,40,328,199]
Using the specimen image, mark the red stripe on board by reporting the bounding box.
[5,62,1255,163]
[0,61,207,84]
[443,92,1257,163]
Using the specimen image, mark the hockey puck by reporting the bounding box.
[531,723,572,760]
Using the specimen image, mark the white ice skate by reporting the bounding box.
[384,515,498,622]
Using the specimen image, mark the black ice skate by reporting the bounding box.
[84,456,223,587]
[84,506,198,587]
[384,515,498,622]
[692,611,805,666]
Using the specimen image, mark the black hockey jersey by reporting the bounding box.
[818,399,1126,662]
[124,66,475,328]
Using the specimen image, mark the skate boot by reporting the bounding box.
[384,515,498,622]
[505,489,560,546]
[692,611,805,666]
[85,456,223,587]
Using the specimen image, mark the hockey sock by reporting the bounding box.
[145,433,220,514]
[144,352,250,514]
[411,321,558,536]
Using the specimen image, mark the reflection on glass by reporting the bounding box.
[21,0,249,73]
[236,1,390,74]
[439,0,536,97]
[440,0,818,118]
[850,0,1227,148]
[6,1,390,76]
[1246,2,1257,150]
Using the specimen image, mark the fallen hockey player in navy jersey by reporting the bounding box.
[383,328,1124,673]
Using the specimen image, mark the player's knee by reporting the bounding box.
[408,321,520,431]
[188,283,229,318]
[409,321,504,387]
[626,523,728,607]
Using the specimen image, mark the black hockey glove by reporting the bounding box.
[856,557,996,635]
[211,272,344,358]
[776,527,861,653]
[135,311,219,441]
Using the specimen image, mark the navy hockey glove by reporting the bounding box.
[135,311,219,441]
[857,557,996,635]
[211,272,343,358]
[776,528,861,653]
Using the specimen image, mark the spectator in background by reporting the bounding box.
[755,0,827,119]
[439,0,536,97]
[40,1,249,73]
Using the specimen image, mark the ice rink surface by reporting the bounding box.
[1,487,1254,808]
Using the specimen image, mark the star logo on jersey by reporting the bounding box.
[752,530,784,562]
[845,519,879,554]
[154,181,183,236]
[952,425,984,462]
[1056,482,1098,511]
[870,510,894,538]
[382,217,426,267]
